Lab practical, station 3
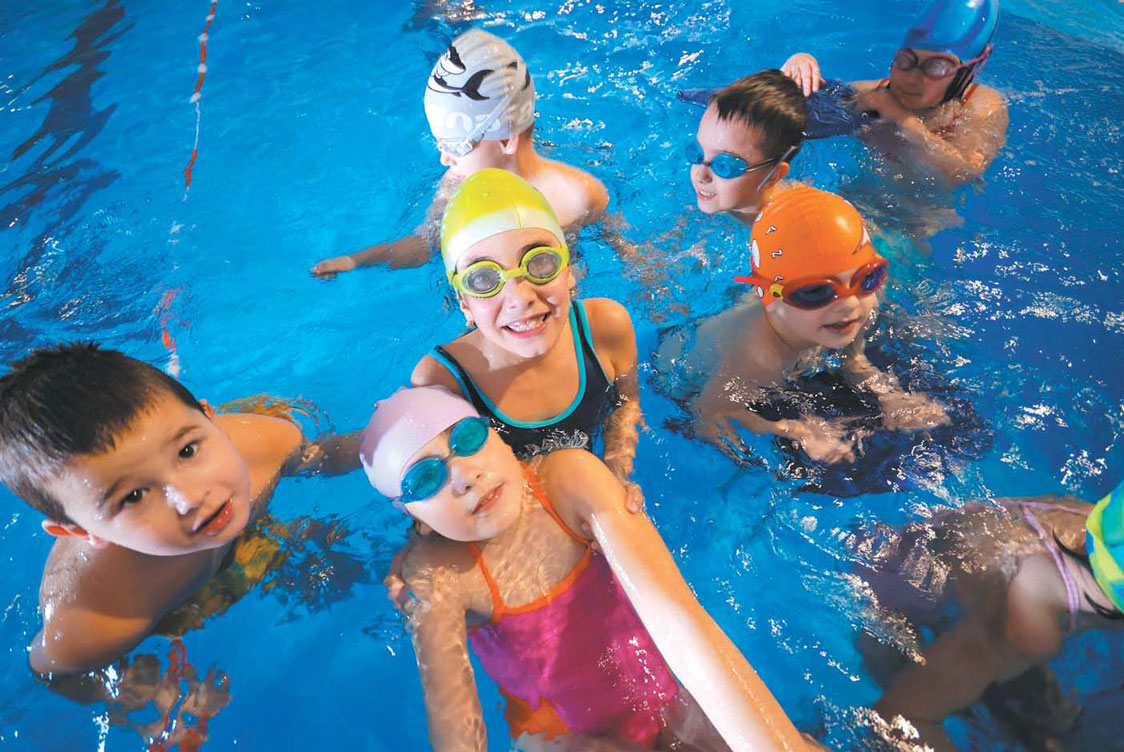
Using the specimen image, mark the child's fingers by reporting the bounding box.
[623,482,645,514]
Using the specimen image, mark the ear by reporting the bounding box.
[200,400,216,420]
[762,161,790,191]
[41,520,109,549]
[457,294,474,326]
[498,134,519,156]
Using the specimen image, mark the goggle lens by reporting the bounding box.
[399,417,490,502]
[453,247,568,298]
[858,263,887,293]
[787,283,837,309]
[892,49,960,79]
[462,266,503,295]
[685,139,771,180]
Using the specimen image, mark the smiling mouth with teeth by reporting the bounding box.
[504,312,550,333]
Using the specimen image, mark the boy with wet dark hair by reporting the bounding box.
[0,343,356,675]
[687,70,806,223]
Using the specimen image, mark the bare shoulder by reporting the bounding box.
[581,298,636,375]
[716,308,784,387]
[967,84,1008,119]
[410,352,466,395]
[400,534,476,602]
[536,449,622,519]
[216,412,302,471]
[850,79,881,93]
[33,543,160,674]
[541,159,609,226]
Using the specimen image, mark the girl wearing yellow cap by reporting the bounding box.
[694,185,949,464]
[858,481,1124,750]
[410,168,641,479]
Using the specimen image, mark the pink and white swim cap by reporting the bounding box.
[360,386,480,498]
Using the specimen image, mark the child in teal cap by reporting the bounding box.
[857,481,1124,750]
[782,0,1009,184]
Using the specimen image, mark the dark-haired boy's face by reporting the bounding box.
[42,394,252,556]
[691,105,776,219]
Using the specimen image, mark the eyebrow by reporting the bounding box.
[97,424,197,507]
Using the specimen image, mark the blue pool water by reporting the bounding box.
[2,0,1123,749]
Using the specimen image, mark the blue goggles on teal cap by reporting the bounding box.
[399,417,491,503]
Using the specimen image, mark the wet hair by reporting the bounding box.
[0,342,203,523]
[710,69,806,162]
[1053,533,1124,621]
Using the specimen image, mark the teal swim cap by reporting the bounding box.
[1086,480,1124,614]
[904,0,999,61]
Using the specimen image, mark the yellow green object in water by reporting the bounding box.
[1086,480,1124,614]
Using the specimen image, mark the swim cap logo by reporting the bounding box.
[750,239,761,269]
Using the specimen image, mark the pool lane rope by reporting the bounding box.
[183,0,217,196]
[164,1,216,376]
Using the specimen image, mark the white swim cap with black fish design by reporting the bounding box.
[423,29,536,149]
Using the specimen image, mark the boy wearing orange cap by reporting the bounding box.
[693,186,948,463]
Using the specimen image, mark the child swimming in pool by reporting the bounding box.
[687,70,806,224]
[311,29,608,278]
[0,344,357,678]
[411,168,641,479]
[781,0,1007,185]
[857,482,1124,751]
[362,385,815,751]
[693,186,948,464]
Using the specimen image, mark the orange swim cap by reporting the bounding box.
[741,186,876,306]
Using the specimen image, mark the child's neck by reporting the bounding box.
[512,142,545,180]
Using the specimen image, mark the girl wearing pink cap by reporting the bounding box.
[360,384,816,752]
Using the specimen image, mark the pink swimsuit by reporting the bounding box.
[467,467,678,745]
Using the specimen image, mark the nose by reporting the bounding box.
[691,163,712,184]
[165,482,203,516]
[447,456,485,496]
[440,150,455,168]
[500,275,538,308]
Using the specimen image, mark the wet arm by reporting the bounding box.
[406,564,487,752]
[284,430,362,477]
[561,455,807,751]
[30,610,155,680]
[592,300,642,480]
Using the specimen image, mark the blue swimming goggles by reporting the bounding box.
[399,417,491,503]
[685,139,779,180]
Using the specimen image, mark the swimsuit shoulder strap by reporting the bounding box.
[961,82,979,102]
[468,541,509,615]
[571,299,612,388]
[877,77,890,89]
[522,463,590,547]
[430,345,490,416]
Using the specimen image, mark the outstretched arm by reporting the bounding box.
[284,430,362,477]
[555,453,808,751]
[310,233,432,277]
[403,551,487,752]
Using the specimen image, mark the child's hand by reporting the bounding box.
[781,53,824,96]
[879,392,950,432]
[789,417,857,464]
[310,254,356,279]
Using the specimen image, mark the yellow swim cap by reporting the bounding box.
[1086,480,1124,614]
[440,168,565,279]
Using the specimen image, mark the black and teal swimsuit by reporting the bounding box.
[430,300,617,459]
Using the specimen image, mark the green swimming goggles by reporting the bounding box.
[399,417,491,503]
[449,245,570,298]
